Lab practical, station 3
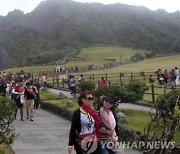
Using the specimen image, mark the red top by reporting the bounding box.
[13,86,24,93]
[99,79,107,88]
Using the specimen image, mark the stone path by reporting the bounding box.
[12,88,145,154]
[119,103,155,112]
[12,108,142,154]
[12,108,72,154]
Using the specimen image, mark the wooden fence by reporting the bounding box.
[36,71,179,103]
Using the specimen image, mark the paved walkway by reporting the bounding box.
[12,108,142,154]
[119,103,155,112]
[12,108,72,154]
[12,89,145,154]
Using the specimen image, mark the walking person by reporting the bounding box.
[12,81,24,121]
[68,91,101,154]
[175,67,179,86]
[24,82,37,121]
[34,80,41,109]
[99,77,108,88]
[98,94,119,154]
[68,75,76,95]
[42,73,48,89]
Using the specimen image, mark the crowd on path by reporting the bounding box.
[0,70,48,121]
[149,67,179,87]
[54,58,131,75]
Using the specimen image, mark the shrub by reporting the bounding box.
[155,89,180,118]
[77,81,96,91]
[0,97,16,145]
[93,81,148,103]
[126,80,148,101]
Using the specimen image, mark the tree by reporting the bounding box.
[0,97,16,145]
[143,88,180,154]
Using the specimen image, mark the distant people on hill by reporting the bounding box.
[163,69,169,84]
[99,77,108,88]
[42,73,48,88]
[149,75,155,83]
[68,75,76,95]
[79,74,85,82]
[169,69,176,85]
[175,67,179,86]
[156,69,164,85]
[88,76,94,82]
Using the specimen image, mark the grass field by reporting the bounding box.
[4,47,180,75]
[87,55,180,74]
[4,46,146,73]
[117,108,180,144]
[5,65,55,74]
[65,46,146,67]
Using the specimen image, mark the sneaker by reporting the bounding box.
[21,119,24,121]
[30,118,34,121]
[26,117,29,119]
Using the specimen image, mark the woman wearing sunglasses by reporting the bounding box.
[68,91,101,154]
[99,94,119,154]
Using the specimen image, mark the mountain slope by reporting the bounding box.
[0,0,180,69]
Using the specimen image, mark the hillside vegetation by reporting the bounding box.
[5,46,145,72]
[88,55,180,74]
[0,0,180,69]
[5,46,180,74]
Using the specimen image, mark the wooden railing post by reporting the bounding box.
[151,84,155,102]
[56,75,59,88]
[92,74,94,80]
[120,72,122,82]
[131,72,133,80]
[108,81,111,87]
[105,73,108,81]
[143,72,145,80]
[53,76,55,87]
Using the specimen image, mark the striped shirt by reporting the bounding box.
[98,112,108,141]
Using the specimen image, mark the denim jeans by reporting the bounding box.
[100,141,120,154]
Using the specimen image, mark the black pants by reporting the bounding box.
[34,93,40,108]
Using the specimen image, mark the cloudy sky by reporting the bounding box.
[0,0,179,16]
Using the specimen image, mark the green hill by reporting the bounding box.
[0,0,180,69]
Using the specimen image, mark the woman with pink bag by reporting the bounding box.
[98,94,120,154]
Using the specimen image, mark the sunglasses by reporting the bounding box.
[85,97,94,101]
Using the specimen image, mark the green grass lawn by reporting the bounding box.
[0,144,13,154]
[88,55,180,74]
[65,46,146,67]
[40,90,66,100]
[5,65,55,74]
[4,46,146,73]
[117,108,180,144]
[4,46,180,75]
